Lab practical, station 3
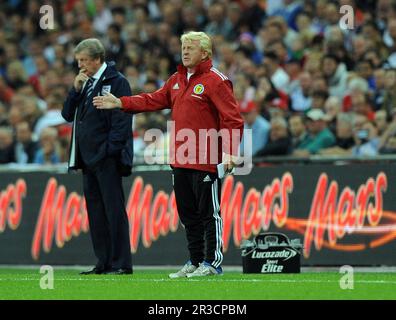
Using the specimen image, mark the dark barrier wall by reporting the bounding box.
[1,163,395,266]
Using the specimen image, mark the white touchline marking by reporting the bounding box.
[0,278,396,284]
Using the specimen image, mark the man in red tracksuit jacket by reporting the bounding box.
[93,31,244,278]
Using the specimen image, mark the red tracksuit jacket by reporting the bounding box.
[120,59,244,173]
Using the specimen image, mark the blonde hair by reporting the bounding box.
[180,31,212,58]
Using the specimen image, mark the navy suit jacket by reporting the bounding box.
[62,61,133,175]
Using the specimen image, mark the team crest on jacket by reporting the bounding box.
[193,84,205,95]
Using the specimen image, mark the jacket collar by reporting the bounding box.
[102,61,119,80]
[92,62,107,80]
[177,59,213,76]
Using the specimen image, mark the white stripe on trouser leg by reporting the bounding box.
[211,184,219,265]
[211,179,223,268]
[214,179,223,267]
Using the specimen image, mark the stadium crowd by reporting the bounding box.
[1,0,396,165]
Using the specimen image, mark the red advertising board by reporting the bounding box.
[0,163,395,266]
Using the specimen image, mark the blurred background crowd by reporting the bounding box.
[1,0,396,166]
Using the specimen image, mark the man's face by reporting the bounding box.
[270,122,287,141]
[352,94,368,115]
[75,51,101,76]
[336,119,353,139]
[375,110,387,131]
[385,70,396,89]
[16,122,32,143]
[299,73,312,92]
[306,119,324,135]
[181,40,207,69]
[322,58,337,77]
[357,62,372,79]
[289,116,305,137]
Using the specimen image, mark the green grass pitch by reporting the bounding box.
[0,268,395,300]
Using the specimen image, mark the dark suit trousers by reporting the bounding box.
[83,157,132,271]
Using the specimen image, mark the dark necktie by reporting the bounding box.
[85,77,95,100]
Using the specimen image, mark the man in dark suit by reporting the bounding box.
[62,38,133,275]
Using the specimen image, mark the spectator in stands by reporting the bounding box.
[294,11,316,47]
[356,59,376,91]
[267,40,289,65]
[322,54,349,98]
[205,2,232,38]
[20,98,43,136]
[256,117,291,156]
[57,124,73,163]
[285,57,303,88]
[239,100,270,157]
[323,96,342,133]
[311,90,329,110]
[311,74,329,93]
[375,109,389,136]
[289,71,312,112]
[378,108,396,154]
[319,112,355,156]
[106,23,126,72]
[0,126,15,163]
[265,14,299,50]
[0,74,14,104]
[289,113,310,150]
[92,0,113,35]
[373,68,386,111]
[293,108,336,156]
[34,91,66,138]
[14,121,38,164]
[365,49,385,70]
[351,114,379,156]
[255,77,289,118]
[342,76,369,112]
[0,102,7,126]
[236,32,262,65]
[5,60,27,90]
[351,92,375,121]
[262,51,290,91]
[382,68,396,118]
[33,127,61,164]
[351,35,370,67]
[28,56,50,98]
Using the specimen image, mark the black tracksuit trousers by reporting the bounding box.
[172,168,223,268]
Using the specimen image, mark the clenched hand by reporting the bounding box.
[74,69,90,92]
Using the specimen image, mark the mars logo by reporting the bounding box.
[30,172,396,260]
[193,84,204,95]
[302,173,391,258]
[0,179,26,232]
[31,178,89,260]
[125,177,179,252]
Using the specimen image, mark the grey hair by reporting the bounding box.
[74,38,105,62]
[347,77,368,93]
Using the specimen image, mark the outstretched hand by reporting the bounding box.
[93,92,122,109]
